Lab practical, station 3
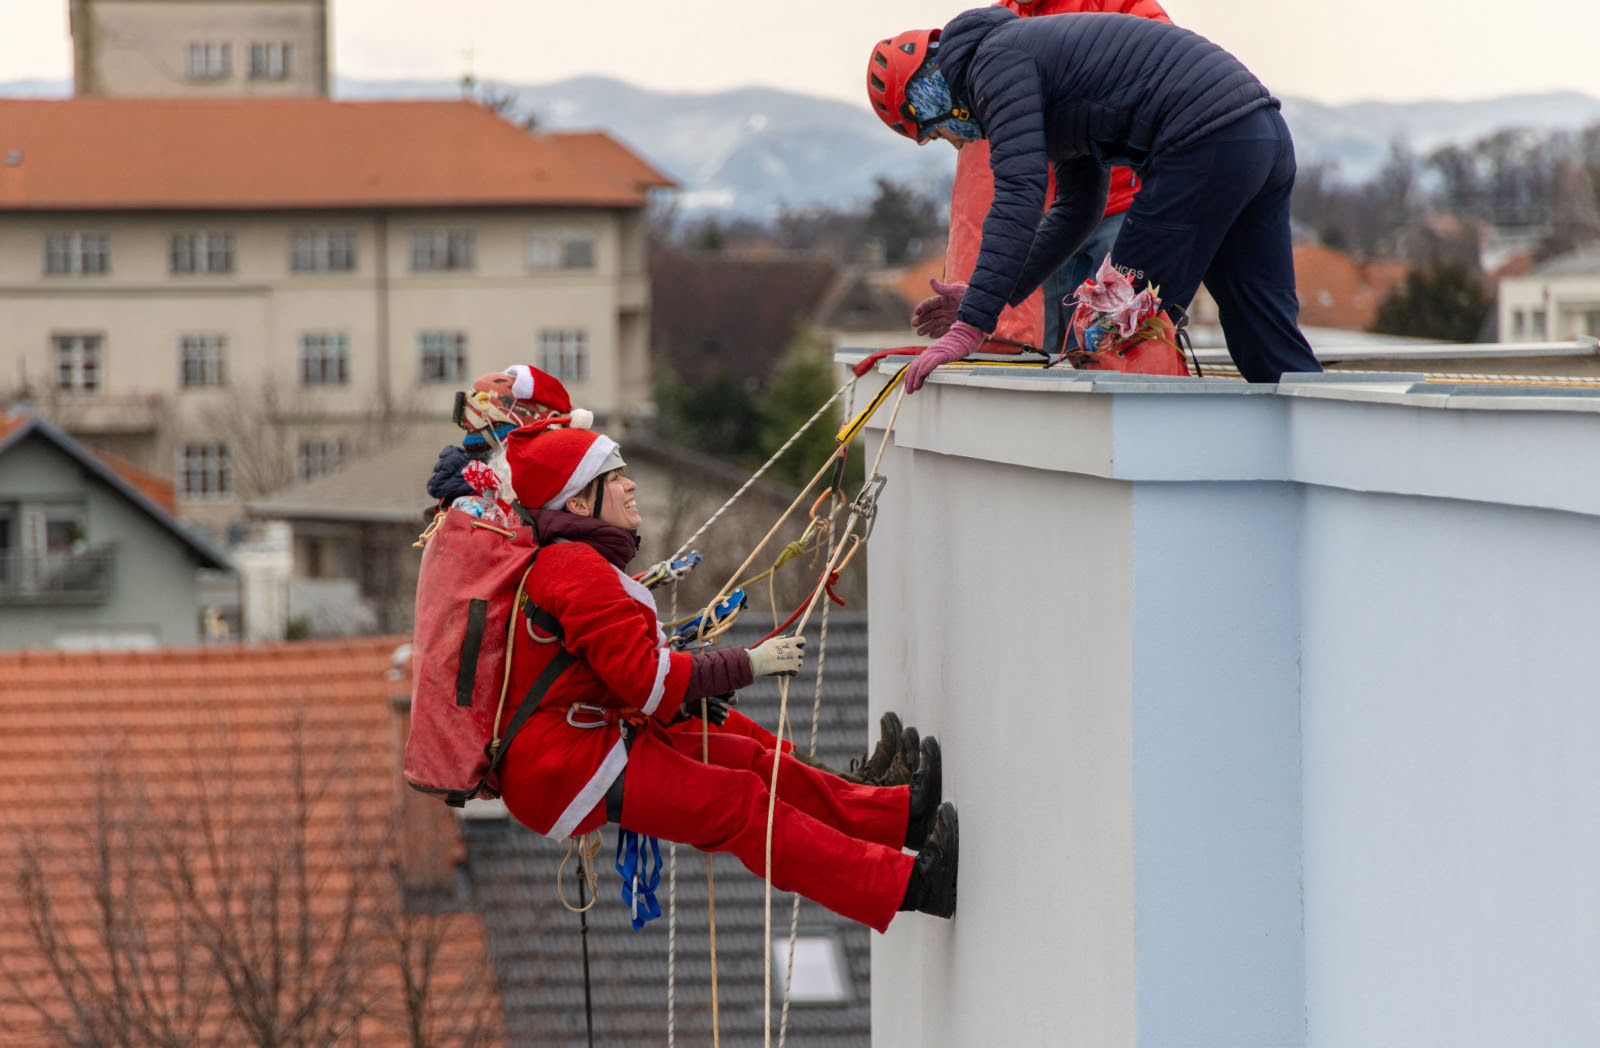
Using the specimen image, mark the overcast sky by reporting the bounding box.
[3,0,1598,109]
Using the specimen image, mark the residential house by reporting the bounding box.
[71,0,331,98]
[0,637,505,1047]
[0,411,231,649]
[1497,246,1600,342]
[0,97,673,538]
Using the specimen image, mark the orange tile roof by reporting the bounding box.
[0,638,505,1048]
[89,444,177,514]
[547,130,678,190]
[895,255,948,308]
[1294,242,1411,331]
[0,98,651,211]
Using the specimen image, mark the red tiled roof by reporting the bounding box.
[0,98,650,211]
[1294,242,1411,331]
[0,639,504,1048]
[547,130,678,190]
[895,255,947,308]
[89,444,177,514]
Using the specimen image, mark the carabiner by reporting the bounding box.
[852,472,888,540]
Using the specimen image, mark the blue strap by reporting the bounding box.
[614,830,663,931]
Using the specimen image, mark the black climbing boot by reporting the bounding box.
[899,802,958,919]
[903,735,941,848]
[842,711,903,785]
[881,724,919,788]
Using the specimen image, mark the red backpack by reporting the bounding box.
[405,507,572,807]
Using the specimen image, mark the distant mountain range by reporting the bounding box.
[8,76,1600,218]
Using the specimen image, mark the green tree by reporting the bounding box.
[758,347,845,490]
[1369,264,1491,343]
[865,178,939,265]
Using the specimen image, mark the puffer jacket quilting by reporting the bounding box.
[937,8,1277,331]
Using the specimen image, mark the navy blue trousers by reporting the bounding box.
[1110,106,1321,383]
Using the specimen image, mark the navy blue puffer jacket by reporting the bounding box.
[937,7,1278,332]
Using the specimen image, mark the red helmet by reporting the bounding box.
[867,29,939,141]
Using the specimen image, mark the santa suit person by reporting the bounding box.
[495,420,959,929]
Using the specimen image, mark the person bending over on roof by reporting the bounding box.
[494,419,959,928]
[928,0,1172,360]
[869,8,1323,387]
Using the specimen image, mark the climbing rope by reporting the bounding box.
[762,372,912,1047]
[557,830,603,913]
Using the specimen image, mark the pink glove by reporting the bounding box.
[905,321,986,393]
[911,278,968,338]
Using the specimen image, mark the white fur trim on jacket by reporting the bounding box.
[549,737,628,841]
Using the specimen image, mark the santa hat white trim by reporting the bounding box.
[505,364,535,402]
[543,434,621,510]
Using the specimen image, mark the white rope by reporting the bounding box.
[669,377,857,563]
[765,380,908,1046]
[666,580,678,1048]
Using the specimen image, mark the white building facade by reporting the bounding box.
[845,356,1600,1047]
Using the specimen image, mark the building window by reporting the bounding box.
[170,232,235,275]
[771,934,849,1003]
[411,228,475,271]
[178,442,232,500]
[297,438,346,481]
[299,333,350,385]
[44,232,110,276]
[179,334,228,388]
[248,41,292,80]
[419,332,468,383]
[186,42,233,81]
[537,329,589,383]
[52,334,102,393]
[1531,309,1547,337]
[1511,310,1526,338]
[290,229,356,272]
[528,229,596,270]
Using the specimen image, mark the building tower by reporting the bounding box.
[70,0,330,98]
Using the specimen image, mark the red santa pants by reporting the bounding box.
[619,722,915,932]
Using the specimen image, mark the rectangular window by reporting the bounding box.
[528,229,596,270]
[537,329,589,383]
[170,231,235,275]
[297,438,347,481]
[52,334,102,393]
[289,229,357,272]
[299,333,350,385]
[1511,310,1526,338]
[186,42,233,81]
[178,334,228,388]
[44,232,110,276]
[178,442,232,500]
[248,41,292,80]
[1531,309,1547,336]
[418,331,468,383]
[410,227,476,271]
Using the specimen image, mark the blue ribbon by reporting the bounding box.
[615,830,663,931]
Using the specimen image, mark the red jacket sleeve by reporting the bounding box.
[536,545,693,722]
[1003,0,1172,22]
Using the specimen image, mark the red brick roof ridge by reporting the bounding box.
[0,98,653,211]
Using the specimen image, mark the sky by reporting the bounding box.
[2,0,1598,110]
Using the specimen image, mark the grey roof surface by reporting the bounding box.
[1532,246,1600,276]
[246,420,461,524]
[462,613,876,1047]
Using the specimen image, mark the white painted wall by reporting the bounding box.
[847,357,1600,1047]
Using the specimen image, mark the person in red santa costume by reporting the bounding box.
[495,419,959,929]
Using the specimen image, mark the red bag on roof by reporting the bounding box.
[405,508,542,807]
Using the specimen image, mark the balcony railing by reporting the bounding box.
[0,548,115,605]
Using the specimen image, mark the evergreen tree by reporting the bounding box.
[1369,264,1491,343]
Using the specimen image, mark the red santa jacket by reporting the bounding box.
[497,529,696,840]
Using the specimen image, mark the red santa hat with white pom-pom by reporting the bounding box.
[504,414,623,511]
[504,363,576,417]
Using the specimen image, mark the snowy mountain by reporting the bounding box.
[7,75,1600,216]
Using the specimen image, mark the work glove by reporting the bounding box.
[748,634,807,677]
[911,278,968,339]
[676,693,734,726]
[904,321,986,394]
